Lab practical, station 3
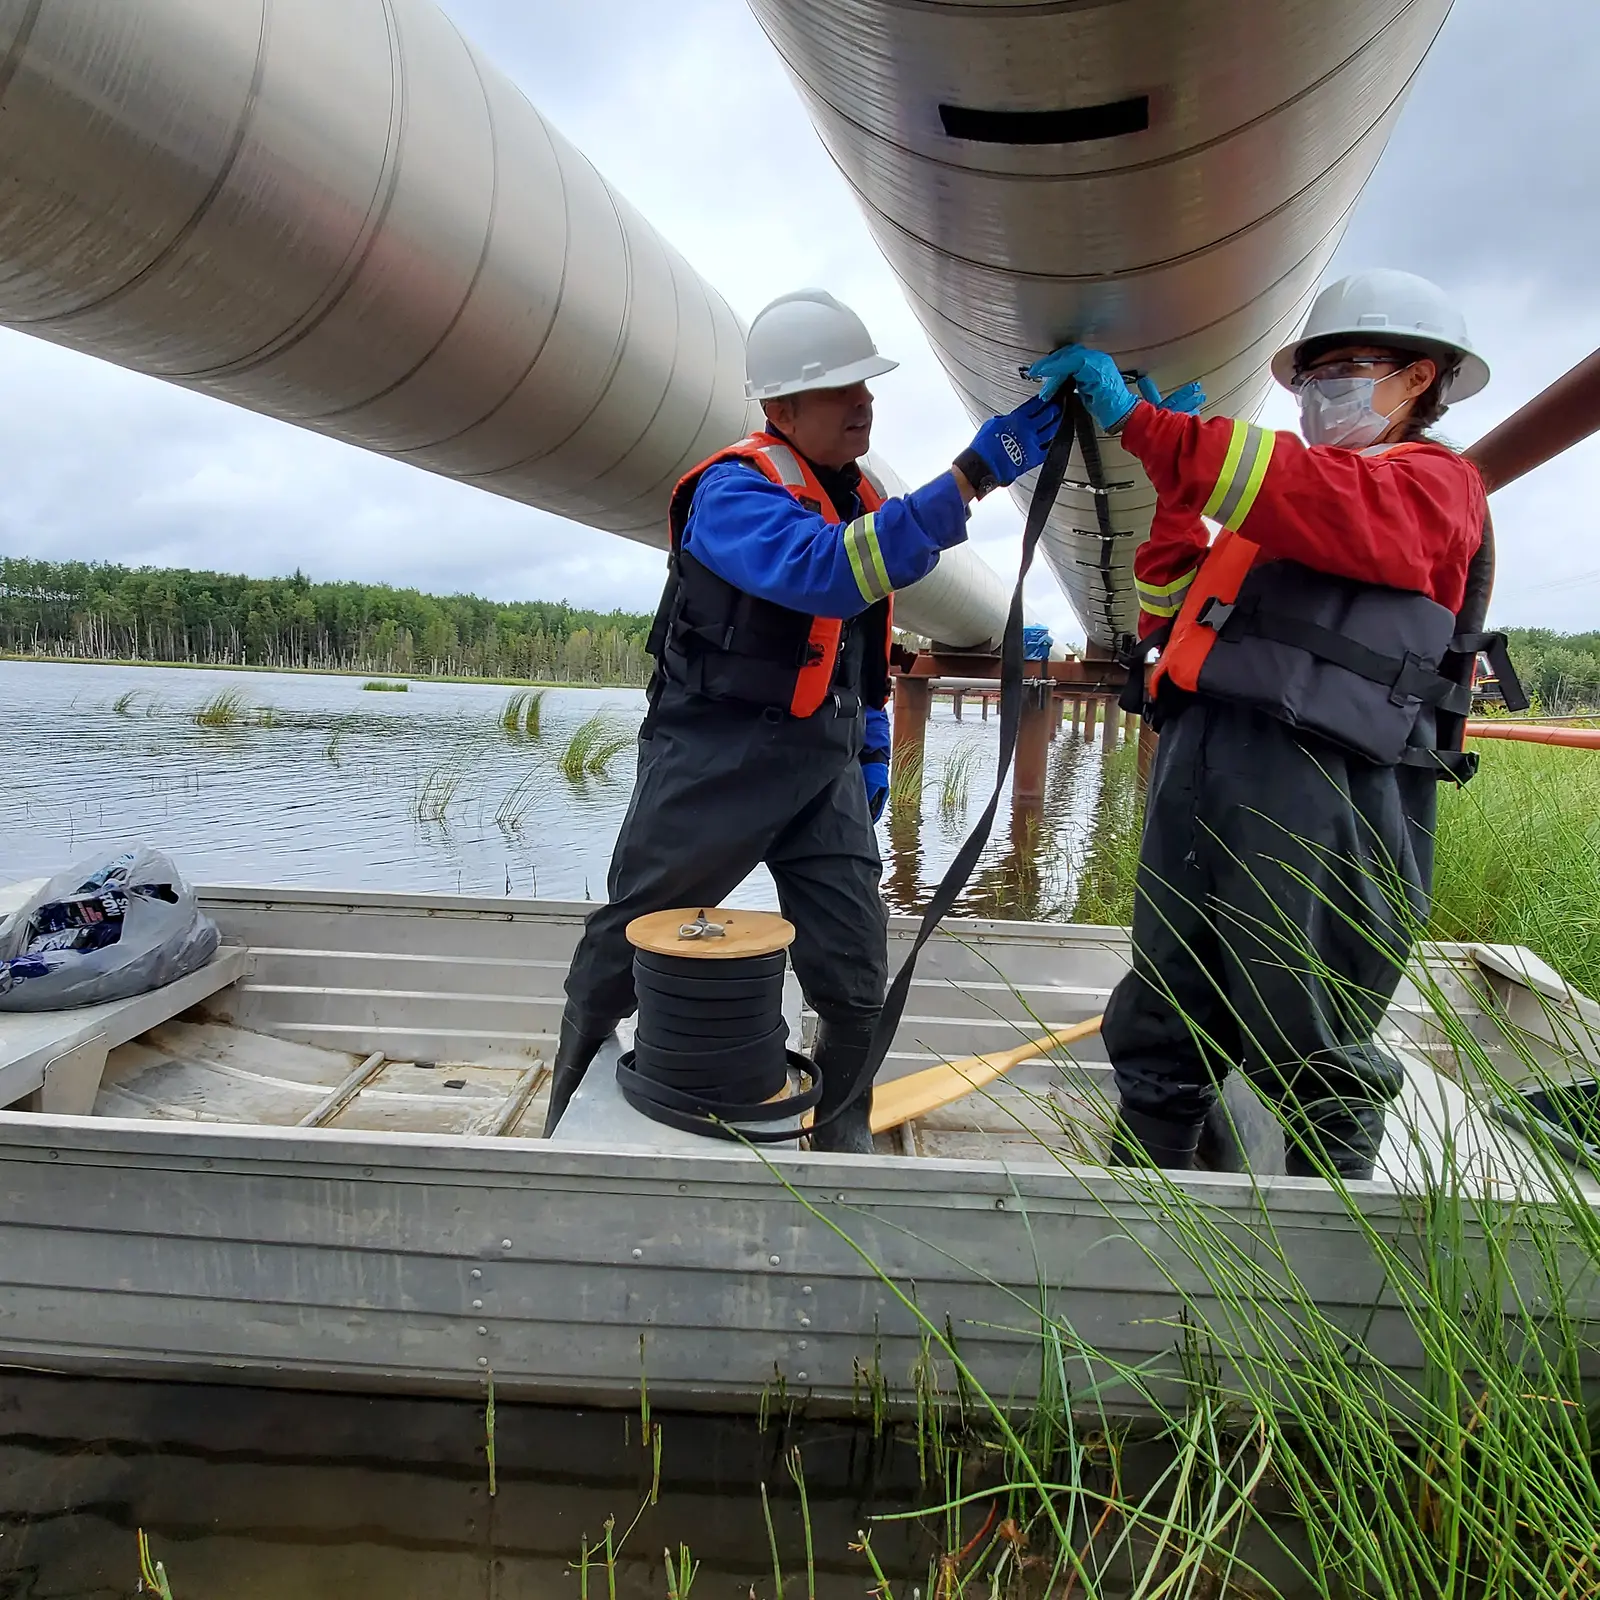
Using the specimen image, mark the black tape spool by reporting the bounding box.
[621,945,820,1136]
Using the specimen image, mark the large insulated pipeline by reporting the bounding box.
[750,0,1456,650]
[0,0,1009,649]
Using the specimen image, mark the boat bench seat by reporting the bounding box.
[0,945,251,1116]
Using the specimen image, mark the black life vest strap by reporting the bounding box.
[1195,593,1474,715]
[1118,623,1171,716]
[1447,629,1529,713]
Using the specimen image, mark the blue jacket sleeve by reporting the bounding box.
[682,461,969,619]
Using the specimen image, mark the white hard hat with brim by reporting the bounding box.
[1272,268,1490,402]
[745,288,899,400]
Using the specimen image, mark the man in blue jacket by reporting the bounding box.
[546,288,1059,1150]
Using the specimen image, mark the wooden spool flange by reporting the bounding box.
[625,907,795,961]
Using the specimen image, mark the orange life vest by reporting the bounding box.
[652,433,893,718]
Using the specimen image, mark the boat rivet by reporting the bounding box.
[800,1317,811,1329]
[362,1166,374,1177]
[472,1299,484,1311]
[678,1183,688,1193]
[797,1340,807,1351]
[801,1285,813,1296]
[632,1248,643,1259]
[471,1269,483,1280]
[47,1151,58,1161]
[835,1193,846,1202]
[478,1326,488,1336]
[768,1254,780,1266]
[477,1357,489,1368]
[501,1239,513,1250]
[994,1198,1006,1211]
[797,1372,808,1382]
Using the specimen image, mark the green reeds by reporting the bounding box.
[412,763,469,823]
[485,1369,497,1499]
[192,689,275,727]
[888,747,925,814]
[558,711,634,779]
[501,688,546,737]
[494,767,545,833]
[112,689,140,714]
[937,742,982,824]
[361,679,408,691]
[1431,739,1600,996]
[136,1530,175,1599]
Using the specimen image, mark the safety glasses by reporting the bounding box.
[1289,357,1404,391]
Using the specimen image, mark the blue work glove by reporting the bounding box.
[956,396,1062,497]
[1027,344,1137,431]
[1136,374,1207,414]
[1023,624,1054,661]
[860,705,890,823]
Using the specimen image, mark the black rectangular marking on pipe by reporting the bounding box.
[939,96,1149,145]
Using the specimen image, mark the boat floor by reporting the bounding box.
[96,1017,1120,1164]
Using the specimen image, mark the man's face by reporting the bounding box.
[763,382,874,468]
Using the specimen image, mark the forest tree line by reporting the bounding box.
[0,556,659,685]
[2,554,1595,706]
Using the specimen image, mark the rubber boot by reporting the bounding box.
[1109,1105,1204,1170]
[541,1015,610,1137]
[1284,1101,1386,1182]
[808,1017,877,1156]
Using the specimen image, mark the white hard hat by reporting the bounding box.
[744,289,899,400]
[1272,269,1489,401]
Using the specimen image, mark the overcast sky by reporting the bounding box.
[1,0,1595,642]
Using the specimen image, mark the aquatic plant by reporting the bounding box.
[494,767,546,833]
[412,763,469,824]
[136,1529,176,1599]
[888,747,925,814]
[501,688,547,736]
[558,711,635,779]
[936,742,982,824]
[191,689,275,728]
[361,679,408,692]
[112,689,141,714]
[323,724,345,764]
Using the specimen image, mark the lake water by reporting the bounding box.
[0,660,1128,918]
[0,1370,936,1598]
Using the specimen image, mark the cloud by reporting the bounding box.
[0,0,1594,641]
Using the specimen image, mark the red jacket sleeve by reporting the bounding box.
[1133,502,1208,638]
[1118,400,1485,613]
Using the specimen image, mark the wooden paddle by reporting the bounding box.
[869,1014,1104,1134]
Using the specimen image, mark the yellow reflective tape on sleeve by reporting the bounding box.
[1135,585,1192,619]
[1222,428,1275,531]
[844,512,892,603]
[1135,567,1198,600]
[1201,420,1249,520]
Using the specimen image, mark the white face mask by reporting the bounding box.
[1297,364,1415,449]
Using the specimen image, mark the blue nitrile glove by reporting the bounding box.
[956,395,1062,497]
[1023,625,1054,660]
[1027,344,1137,431]
[860,705,890,823]
[1136,374,1207,414]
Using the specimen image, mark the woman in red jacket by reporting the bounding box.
[1031,270,1493,1179]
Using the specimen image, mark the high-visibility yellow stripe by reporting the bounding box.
[1135,567,1199,600]
[844,512,892,602]
[1201,421,1249,520]
[1224,430,1275,531]
[862,513,892,599]
[1135,583,1191,618]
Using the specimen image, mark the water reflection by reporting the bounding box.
[0,1372,930,1598]
[885,728,1141,924]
